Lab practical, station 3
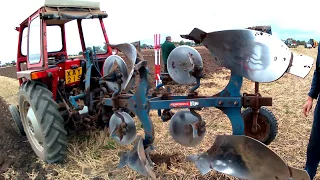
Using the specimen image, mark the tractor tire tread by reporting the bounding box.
[242,106,278,145]
[19,81,67,163]
[43,116,54,137]
[9,104,26,136]
[259,107,278,144]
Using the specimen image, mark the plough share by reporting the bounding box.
[98,27,313,179]
[11,18,314,179]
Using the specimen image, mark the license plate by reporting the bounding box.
[65,67,82,84]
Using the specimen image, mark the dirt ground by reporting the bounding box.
[0,96,45,180]
[0,66,17,79]
[0,45,319,179]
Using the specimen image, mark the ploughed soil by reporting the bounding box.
[0,97,53,180]
[0,66,17,79]
[0,46,223,178]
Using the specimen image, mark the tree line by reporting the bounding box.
[295,40,309,46]
[140,40,200,49]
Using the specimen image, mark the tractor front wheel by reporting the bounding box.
[19,81,68,163]
[241,107,278,145]
[9,104,26,136]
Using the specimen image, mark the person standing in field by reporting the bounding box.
[161,36,176,73]
[302,44,320,179]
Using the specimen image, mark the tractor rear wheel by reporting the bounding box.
[18,81,68,163]
[241,107,278,145]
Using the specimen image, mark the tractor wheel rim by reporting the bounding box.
[23,101,44,152]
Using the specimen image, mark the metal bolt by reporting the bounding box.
[234,101,238,106]
[218,101,223,105]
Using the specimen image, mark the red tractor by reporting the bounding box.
[8,0,122,163]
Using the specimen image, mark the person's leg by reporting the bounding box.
[164,63,168,73]
[305,100,320,179]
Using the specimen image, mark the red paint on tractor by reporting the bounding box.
[56,59,82,87]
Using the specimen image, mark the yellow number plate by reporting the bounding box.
[65,67,82,84]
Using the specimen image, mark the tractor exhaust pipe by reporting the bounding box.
[187,135,310,180]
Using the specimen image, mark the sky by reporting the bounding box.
[1,0,320,64]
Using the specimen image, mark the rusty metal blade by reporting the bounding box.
[101,60,119,81]
[288,166,310,180]
[109,111,136,145]
[110,124,122,140]
[107,43,137,66]
[131,41,142,54]
[118,136,156,180]
[107,43,137,90]
[180,28,207,44]
[103,55,129,91]
[187,135,292,180]
[122,41,145,93]
[118,151,129,168]
[181,28,292,83]
[130,40,145,62]
[109,59,120,73]
[286,53,314,79]
[169,110,205,147]
[167,45,203,85]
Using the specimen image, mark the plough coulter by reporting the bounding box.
[9,0,315,179]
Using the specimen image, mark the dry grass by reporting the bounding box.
[0,76,19,105]
[0,45,319,179]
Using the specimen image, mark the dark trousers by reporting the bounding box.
[163,64,168,73]
[305,99,320,179]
